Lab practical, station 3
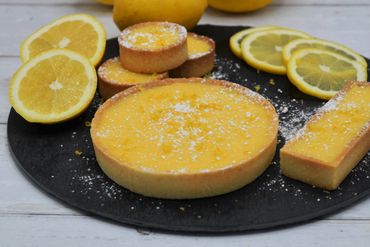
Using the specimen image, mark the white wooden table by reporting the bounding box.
[1,0,370,246]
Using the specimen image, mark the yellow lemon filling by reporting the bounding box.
[284,83,370,165]
[93,82,277,173]
[187,34,212,59]
[98,58,162,85]
[119,22,186,51]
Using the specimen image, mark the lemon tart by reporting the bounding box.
[91,78,278,199]
[97,57,168,100]
[118,22,188,73]
[170,33,215,77]
[281,81,370,190]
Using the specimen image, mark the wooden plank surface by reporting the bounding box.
[1,0,370,245]
[1,215,370,247]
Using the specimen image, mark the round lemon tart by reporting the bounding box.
[170,33,216,77]
[90,78,278,199]
[97,57,168,100]
[118,22,188,73]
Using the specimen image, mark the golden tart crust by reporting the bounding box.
[91,78,278,199]
[170,33,216,78]
[97,57,168,100]
[118,22,188,73]
[280,81,370,190]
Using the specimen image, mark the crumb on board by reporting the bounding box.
[254,85,261,92]
[74,150,82,156]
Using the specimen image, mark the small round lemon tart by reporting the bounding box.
[97,57,168,100]
[91,78,278,199]
[118,22,188,73]
[170,33,216,77]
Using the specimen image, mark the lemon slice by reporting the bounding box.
[9,49,97,123]
[241,29,311,75]
[20,14,106,66]
[287,48,367,100]
[230,25,279,58]
[283,38,367,66]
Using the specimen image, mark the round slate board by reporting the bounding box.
[7,25,370,232]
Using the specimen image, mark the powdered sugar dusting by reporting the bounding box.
[118,22,187,51]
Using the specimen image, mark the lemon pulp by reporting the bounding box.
[287,49,367,99]
[20,14,106,66]
[241,29,311,74]
[187,34,212,58]
[10,49,97,123]
[283,38,367,66]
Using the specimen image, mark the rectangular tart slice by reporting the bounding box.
[280,81,370,190]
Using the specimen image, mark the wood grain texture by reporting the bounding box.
[0,215,370,247]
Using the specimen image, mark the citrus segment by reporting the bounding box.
[10,49,97,123]
[287,48,367,100]
[20,14,106,66]
[241,29,311,74]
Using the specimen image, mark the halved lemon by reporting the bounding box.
[9,49,97,123]
[283,38,367,66]
[230,25,279,58]
[241,29,311,74]
[20,14,106,66]
[287,48,367,100]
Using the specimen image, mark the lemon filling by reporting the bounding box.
[94,82,277,173]
[284,84,370,164]
[187,35,212,59]
[120,23,186,51]
[98,58,160,85]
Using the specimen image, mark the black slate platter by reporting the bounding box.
[7,25,370,233]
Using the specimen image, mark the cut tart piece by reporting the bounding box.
[118,22,188,73]
[91,78,278,199]
[98,57,168,100]
[280,81,370,190]
[170,33,215,77]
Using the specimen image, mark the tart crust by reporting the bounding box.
[170,33,216,77]
[280,81,370,190]
[98,57,168,100]
[118,22,188,73]
[91,78,278,199]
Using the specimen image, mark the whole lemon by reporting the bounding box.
[113,0,208,31]
[208,0,272,13]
